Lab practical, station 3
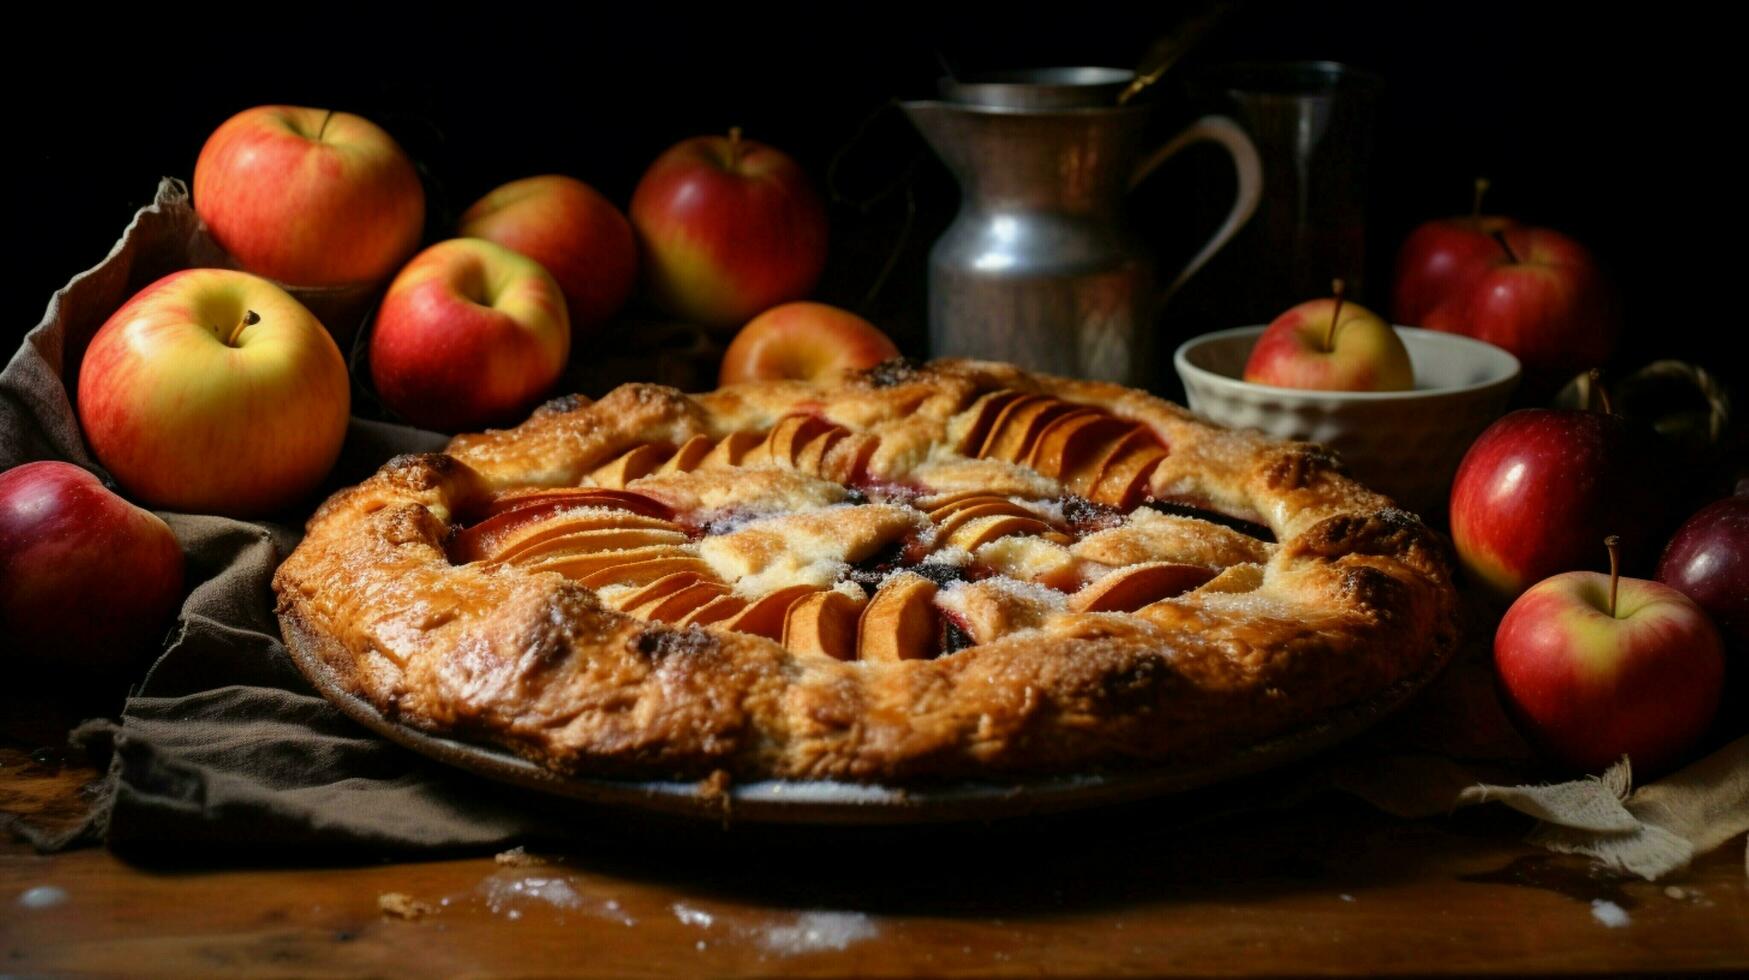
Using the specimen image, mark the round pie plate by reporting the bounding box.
[286,622,1454,826]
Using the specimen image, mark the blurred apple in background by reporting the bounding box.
[1495,536,1724,775]
[1,461,184,674]
[1449,396,1668,600]
[369,238,570,432]
[631,128,828,330]
[194,105,425,287]
[1419,226,1619,387]
[458,175,636,335]
[77,270,351,517]
[1392,178,1521,326]
[1657,493,1749,646]
[1242,280,1413,391]
[719,302,899,384]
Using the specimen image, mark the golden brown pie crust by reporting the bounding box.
[273,359,1459,782]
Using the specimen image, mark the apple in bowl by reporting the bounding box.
[0,461,184,674]
[631,128,828,330]
[1242,280,1413,392]
[77,269,351,517]
[369,238,570,432]
[1495,536,1725,775]
[458,175,637,335]
[194,105,425,288]
[719,302,899,385]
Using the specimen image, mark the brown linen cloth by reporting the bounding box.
[3,180,1745,875]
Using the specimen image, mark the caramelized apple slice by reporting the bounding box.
[1070,562,1216,613]
[480,488,675,520]
[932,500,1041,538]
[944,514,1054,551]
[451,495,677,563]
[457,511,677,564]
[589,443,674,488]
[1063,428,1148,496]
[753,415,837,469]
[954,390,1025,455]
[496,526,688,564]
[613,570,710,611]
[781,589,864,660]
[856,573,940,662]
[678,594,749,627]
[576,555,715,588]
[633,581,732,622]
[925,494,1013,522]
[1089,442,1169,510]
[697,430,764,470]
[794,426,849,476]
[656,434,716,475]
[719,585,822,640]
[1028,414,1133,481]
[976,395,1056,461]
[517,545,691,580]
[820,432,880,484]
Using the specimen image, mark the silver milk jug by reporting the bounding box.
[904,68,1261,386]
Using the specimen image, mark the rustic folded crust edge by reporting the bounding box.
[272,359,1460,783]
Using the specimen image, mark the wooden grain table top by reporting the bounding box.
[3,746,1746,976]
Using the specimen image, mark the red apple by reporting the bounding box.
[1656,494,1749,645]
[718,302,899,385]
[1242,281,1413,391]
[458,175,637,334]
[194,105,425,287]
[1449,404,1667,600]
[1420,226,1619,384]
[0,461,184,674]
[369,238,570,432]
[1392,178,1523,326]
[631,128,828,330]
[77,269,351,517]
[1495,538,1725,774]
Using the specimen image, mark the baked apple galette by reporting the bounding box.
[274,359,1459,783]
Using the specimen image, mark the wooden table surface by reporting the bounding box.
[2,746,1746,976]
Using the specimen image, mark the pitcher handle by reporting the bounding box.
[1129,114,1262,305]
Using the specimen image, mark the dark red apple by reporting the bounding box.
[1421,226,1620,386]
[0,461,185,673]
[1450,405,1666,600]
[1495,537,1725,775]
[1393,179,1522,326]
[1657,494,1749,645]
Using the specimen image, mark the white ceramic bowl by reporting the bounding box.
[1173,326,1521,517]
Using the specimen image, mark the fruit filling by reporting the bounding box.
[445,394,1273,662]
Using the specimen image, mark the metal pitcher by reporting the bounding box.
[904,67,1261,387]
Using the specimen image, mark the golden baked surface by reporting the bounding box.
[273,359,1459,782]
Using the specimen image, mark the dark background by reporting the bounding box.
[7,2,1740,399]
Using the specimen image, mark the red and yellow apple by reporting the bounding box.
[1449,406,1668,601]
[1392,178,1522,326]
[194,105,425,287]
[369,238,570,432]
[458,175,637,334]
[1,461,184,674]
[1420,227,1619,385]
[1495,538,1725,774]
[1242,282,1413,391]
[77,269,351,517]
[631,128,828,330]
[718,302,899,385]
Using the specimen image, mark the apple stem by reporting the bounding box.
[727,126,744,168]
[1588,368,1615,415]
[316,109,335,142]
[1604,535,1621,618]
[1472,177,1490,219]
[1324,278,1347,352]
[1491,229,1520,264]
[226,310,260,347]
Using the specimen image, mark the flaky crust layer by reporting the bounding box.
[273,359,1460,782]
